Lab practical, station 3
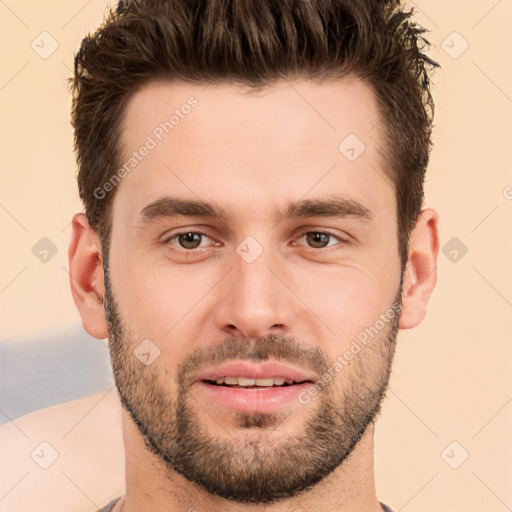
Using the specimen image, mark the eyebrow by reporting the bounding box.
[138,194,372,224]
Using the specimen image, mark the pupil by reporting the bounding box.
[307,232,328,248]
[180,232,201,249]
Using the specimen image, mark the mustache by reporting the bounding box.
[177,334,330,387]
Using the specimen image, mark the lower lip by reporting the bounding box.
[194,381,313,413]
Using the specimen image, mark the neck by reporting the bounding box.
[113,409,384,512]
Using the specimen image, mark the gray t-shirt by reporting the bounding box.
[96,497,121,512]
[96,496,395,511]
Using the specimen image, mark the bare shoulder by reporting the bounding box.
[0,389,125,512]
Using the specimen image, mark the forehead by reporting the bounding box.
[120,77,383,151]
[113,77,393,225]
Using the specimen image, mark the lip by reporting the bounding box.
[195,380,314,413]
[192,360,318,385]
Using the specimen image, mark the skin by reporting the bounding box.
[0,391,125,512]
[68,76,439,512]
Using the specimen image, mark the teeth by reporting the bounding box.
[254,378,274,386]
[238,377,256,386]
[211,377,300,387]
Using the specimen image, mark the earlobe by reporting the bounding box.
[68,213,108,339]
[399,208,440,330]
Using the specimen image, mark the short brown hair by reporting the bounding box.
[69,0,439,269]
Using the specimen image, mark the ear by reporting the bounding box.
[399,208,440,329]
[68,213,108,339]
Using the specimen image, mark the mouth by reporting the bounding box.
[191,361,318,413]
[192,360,318,387]
[202,376,313,388]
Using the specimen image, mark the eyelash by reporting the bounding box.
[162,229,349,252]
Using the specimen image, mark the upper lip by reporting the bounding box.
[192,361,318,384]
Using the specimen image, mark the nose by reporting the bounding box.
[213,244,299,339]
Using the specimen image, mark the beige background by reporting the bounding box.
[1,1,511,511]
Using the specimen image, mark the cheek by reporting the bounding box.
[123,275,184,335]
[290,263,399,346]
[110,256,226,353]
[108,249,171,334]
[109,224,401,349]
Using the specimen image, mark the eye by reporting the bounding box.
[164,231,214,250]
[162,229,348,252]
[295,231,347,249]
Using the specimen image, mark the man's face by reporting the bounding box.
[104,77,403,503]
